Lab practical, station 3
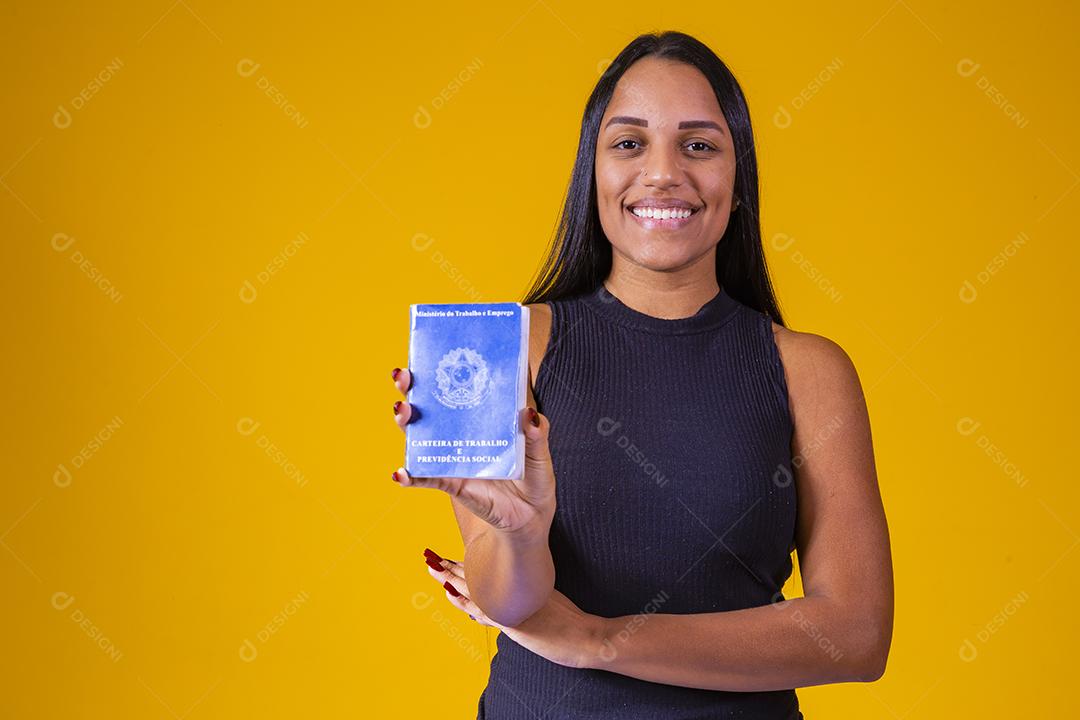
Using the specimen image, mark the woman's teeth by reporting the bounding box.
[630,206,694,219]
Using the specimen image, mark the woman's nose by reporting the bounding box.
[640,147,685,188]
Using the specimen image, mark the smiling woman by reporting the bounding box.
[522,31,775,320]
[600,82,737,242]
[392,29,893,720]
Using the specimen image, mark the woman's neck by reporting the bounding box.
[602,255,720,320]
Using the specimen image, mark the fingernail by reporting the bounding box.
[391,368,401,381]
[393,400,402,415]
[424,556,443,571]
[443,581,461,597]
[391,470,400,483]
[528,407,540,428]
[424,548,443,562]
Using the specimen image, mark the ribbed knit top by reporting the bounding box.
[477,282,802,719]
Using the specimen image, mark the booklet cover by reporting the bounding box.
[405,302,530,480]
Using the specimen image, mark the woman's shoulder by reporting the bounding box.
[525,303,554,390]
[769,320,864,415]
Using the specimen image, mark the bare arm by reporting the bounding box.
[453,507,555,627]
[584,328,894,690]
[456,303,557,626]
[394,303,557,627]
[449,366,558,626]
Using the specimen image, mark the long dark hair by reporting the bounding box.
[520,31,785,326]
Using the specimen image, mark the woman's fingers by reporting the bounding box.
[423,553,495,627]
[392,397,413,429]
[389,399,461,495]
[391,367,414,432]
[446,590,491,625]
[518,406,556,503]
[426,556,466,585]
[391,467,464,495]
[391,367,412,396]
[423,552,468,590]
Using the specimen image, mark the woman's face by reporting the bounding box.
[595,56,737,274]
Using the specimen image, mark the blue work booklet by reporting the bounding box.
[405,302,530,480]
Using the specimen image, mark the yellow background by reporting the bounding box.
[2,1,1076,716]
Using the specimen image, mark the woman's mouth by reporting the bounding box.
[625,204,701,230]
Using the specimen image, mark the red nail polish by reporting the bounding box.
[528,407,540,428]
[393,400,402,414]
[425,556,443,571]
[391,368,401,380]
[443,581,461,597]
[391,471,400,483]
[424,548,444,562]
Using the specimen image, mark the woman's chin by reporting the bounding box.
[620,245,709,272]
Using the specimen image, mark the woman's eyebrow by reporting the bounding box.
[604,116,725,133]
[678,119,725,133]
[605,115,648,128]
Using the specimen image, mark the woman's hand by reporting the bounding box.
[423,548,605,670]
[391,367,557,536]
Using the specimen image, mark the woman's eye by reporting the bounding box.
[613,139,715,152]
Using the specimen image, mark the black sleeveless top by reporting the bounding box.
[477,283,802,719]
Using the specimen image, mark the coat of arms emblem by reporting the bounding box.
[432,347,492,409]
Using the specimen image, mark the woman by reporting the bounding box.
[391,30,893,719]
